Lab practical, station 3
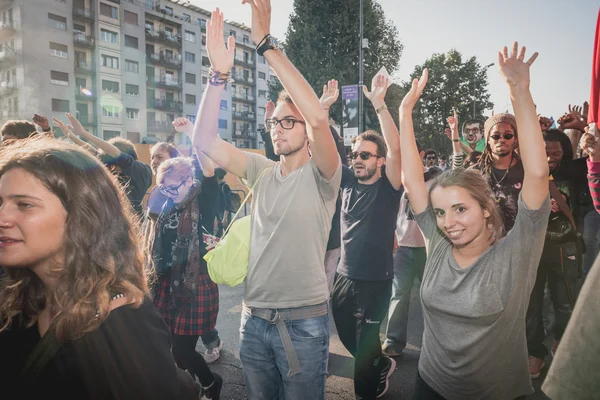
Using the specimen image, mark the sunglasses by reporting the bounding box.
[490,133,515,141]
[349,151,378,160]
[425,156,437,160]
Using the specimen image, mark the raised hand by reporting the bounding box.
[264,99,275,125]
[580,133,600,161]
[52,117,73,138]
[65,113,91,138]
[363,74,389,109]
[242,0,271,45]
[320,79,339,110]
[497,42,538,89]
[400,68,428,111]
[32,114,50,130]
[172,117,194,136]
[207,8,235,73]
[447,109,459,135]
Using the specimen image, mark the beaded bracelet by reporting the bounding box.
[208,68,233,86]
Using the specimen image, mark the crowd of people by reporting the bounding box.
[0,0,599,399]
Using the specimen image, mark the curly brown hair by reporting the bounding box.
[0,137,149,342]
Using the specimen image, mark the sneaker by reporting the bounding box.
[200,373,222,400]
[376,356,396,398]
[382,342,403,357]
[551,340,559,357]
[528,356,545,379]
[204,339,224,364]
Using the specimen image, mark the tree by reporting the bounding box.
[268,0,403,135]
[399,49,494,154]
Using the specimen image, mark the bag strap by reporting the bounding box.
[549,180,577,231]
[220,167,270,239]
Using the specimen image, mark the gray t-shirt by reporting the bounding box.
[414,192,550,400]
[243,152,342,309]
[542,252,600,400]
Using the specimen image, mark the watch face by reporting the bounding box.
[268,36,279,48]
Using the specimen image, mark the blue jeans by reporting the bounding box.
[239,306,329,400]
[384,246,427,353]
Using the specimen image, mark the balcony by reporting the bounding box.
[78,114,97,126]
[232,111,256,122]
[145,27,182,48]
[73,8,94,22]
[148,120,174,132]
[0,47,17,66]
[75,61,95,75]
[232,130,257,139]
[232,92,255,104]
[147,98,183,112]
[0,20,14,35]
[234,57,255,68]
[0,110,19,120]
[73,32,95,49]
[146,75,182,90]
[146,52,182,69]
[235,36,254,49]
[76,89,97,100]
[0,81,16,95]
[233,73,254,86]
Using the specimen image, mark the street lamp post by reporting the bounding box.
[473,62,495,118]
[358,0,364,134]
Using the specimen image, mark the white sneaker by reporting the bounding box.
[204,339,224,364]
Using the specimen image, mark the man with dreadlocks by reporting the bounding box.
[472,113,523,232]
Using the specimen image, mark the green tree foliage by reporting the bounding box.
[268,0,403,133]
[399,49,494,154]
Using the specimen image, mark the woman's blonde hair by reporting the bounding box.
[0,137,148,342]
[429,168,504,241]
[156,157,193,185]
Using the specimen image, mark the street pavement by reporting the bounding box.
[198,283,553,400]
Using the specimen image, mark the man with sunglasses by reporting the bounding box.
[473,113,523,233]
[331,74,403,399]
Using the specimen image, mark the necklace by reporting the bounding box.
[492,154,513,188]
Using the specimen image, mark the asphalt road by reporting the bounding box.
[199,283,553,400]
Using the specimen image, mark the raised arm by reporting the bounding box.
[399,69,429,214]
[172,117,215,177]
[363,74,402,189]
[52,116,97,153]
[320,79,339,120]
[191,9,247,178]
[446,109,466,169]
[498,42,548,208]
[244,0,338,179]
[66,113,120,157]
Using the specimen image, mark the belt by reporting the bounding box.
[243,302,328,377]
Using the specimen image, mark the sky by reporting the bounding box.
[192,0,599,120]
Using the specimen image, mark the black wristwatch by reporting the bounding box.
[256,34,279,56]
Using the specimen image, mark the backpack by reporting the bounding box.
[221,183,242,213]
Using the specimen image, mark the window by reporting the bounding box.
[125,83,139,95]
[48,13,67,30]
[100,29,118,44]
[243,34,250,44]
[187,115,196,123]
[124,35,138,48]
[102,105,120,118]
[124,10,138,25]
[220,100,227,110]
[49,42,68,58]
[259,55,266,64]
[185,94,196,104]
[202,76,207,85]
[103,130,120,140]
[125,59,139,73]
[258,107,266,116]
[201,56,210,67]
[75,77,86,89]
[52,99,69,112]
[102,80,119,93]
[229,30,236,38]
[185,73,196,84]
[200,19,206,31]
[201,35,206,45]
[183,13,191,22]
[184,30,196,43]
[164,6,173,15]
[218,119,227,129]
[126,108,139,120]
[100,3,118,19]
[258,72,266,80]
[258,90,266,98]
[50,71,68,86]
[101,54,119,69]
[184,52,195,63]
[73,23,86,33]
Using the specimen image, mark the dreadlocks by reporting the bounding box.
[478,142,495,176]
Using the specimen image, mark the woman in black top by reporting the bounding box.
[0,137,199,399]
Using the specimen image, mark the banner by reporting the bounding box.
[342,85,359,146]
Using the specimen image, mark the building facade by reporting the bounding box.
[0,0,272,149]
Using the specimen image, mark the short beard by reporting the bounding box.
[276,141,305,157]
[492,149,511,157]
[355,164,378,181]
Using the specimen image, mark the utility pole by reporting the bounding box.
[358,0,364,134]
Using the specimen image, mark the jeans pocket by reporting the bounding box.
[240,309,251,333]
[559,242,580,280]
[288,316,329,340]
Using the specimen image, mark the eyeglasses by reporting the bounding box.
[464,127,480,134]
[349,151,378,161]
[265,118,306,130]
[490,133,515,141]
[158,179,188,196]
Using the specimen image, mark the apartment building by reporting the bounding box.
[0,0,272,149]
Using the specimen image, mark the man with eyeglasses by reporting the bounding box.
[330,74,402,399]
[462,119,486,152]
[472,113,523,233]
[190,4,341,398]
